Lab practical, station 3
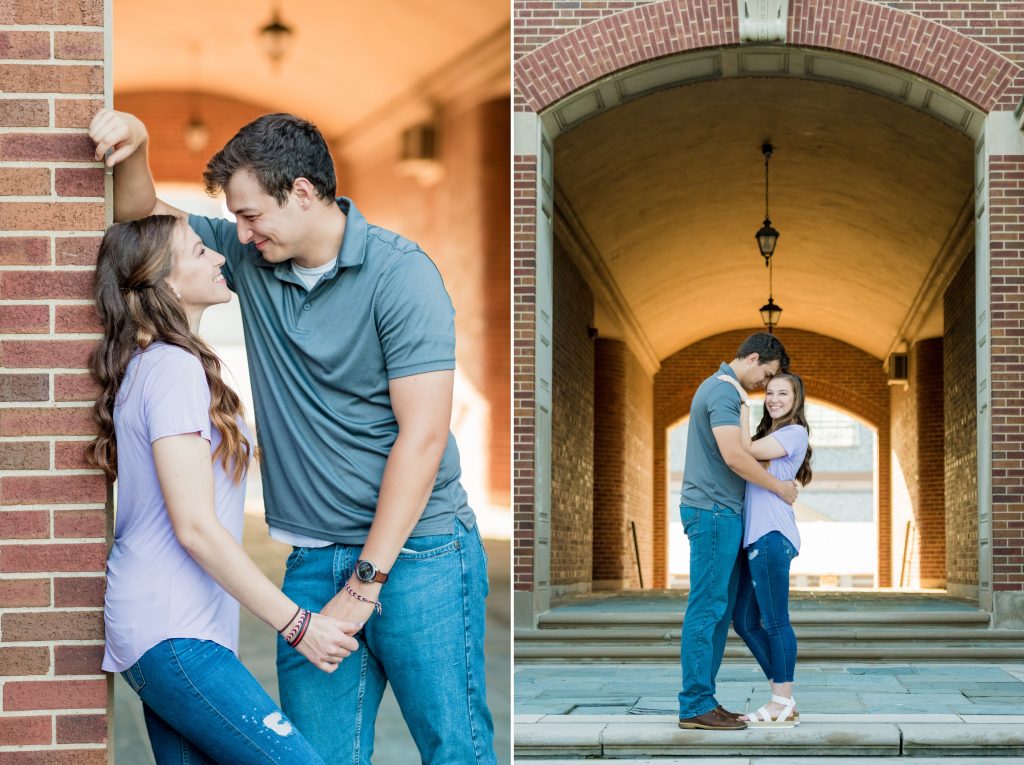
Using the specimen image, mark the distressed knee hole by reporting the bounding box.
[263,712,293,736]
[748,549,759,560]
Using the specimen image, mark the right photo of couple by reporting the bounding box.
[511,0,1024,759]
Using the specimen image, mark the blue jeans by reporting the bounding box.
[733,531,798,683]
[678,503,743,718]
[121,638,324,764]
[277,518,495,764]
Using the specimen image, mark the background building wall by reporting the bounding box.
[550,238,594,592]
[593,339,654,589]
[944,253,978,594]
[891,338,946,588]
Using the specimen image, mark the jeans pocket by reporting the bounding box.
[396,536,461,561]
[121,662,146,694]
[680,506,700,537]
[284,546,309,572]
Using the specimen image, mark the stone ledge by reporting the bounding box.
[901,723,1024,756]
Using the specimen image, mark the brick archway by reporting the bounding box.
[653,328,891,587]
[514,0,1020,114]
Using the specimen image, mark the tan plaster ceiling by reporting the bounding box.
[554,78,975,362]
[113,0,509,137]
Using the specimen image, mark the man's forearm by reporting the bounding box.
[112,140,158,222]
[727,449,783,495]
[359,429,447,574]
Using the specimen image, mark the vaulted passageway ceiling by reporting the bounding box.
[554,77,975,362]
[114,0,509,137]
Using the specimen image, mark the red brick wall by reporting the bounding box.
[0,0,109,757]
[989,156,1024,592]
[593,339,654,588]
[550,238,595,590]
[654,329,892,587]
[892,339,946,588]
[513,154,538,591]
[944,254,978,589]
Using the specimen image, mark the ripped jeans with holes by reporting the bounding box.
[732,531,799,683]
[120,638,325,765]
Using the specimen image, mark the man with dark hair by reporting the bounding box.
[677,332,799,731]
[90,109,496,763]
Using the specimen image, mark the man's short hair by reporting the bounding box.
[203,114,336,205]
[735,332,790,371]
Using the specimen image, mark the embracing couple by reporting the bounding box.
[677,332,813,731]
[86,110,495,763]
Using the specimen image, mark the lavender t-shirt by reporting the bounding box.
[102,342,248,672]
[743,424,808,552]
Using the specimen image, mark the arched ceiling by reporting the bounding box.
[554,77,975,362]
[113,0,509,138]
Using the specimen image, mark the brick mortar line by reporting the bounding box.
[0,26,103,32]
[0,572,101,578]
[0,266,97,270]
[0,334,102,340]
[0,505,106,511]
[0,301,96,305]
[0,745,106,752]
[0,469,100,475]
[0,401,93,406]
[0,197,105,202]
[0,60,102,66]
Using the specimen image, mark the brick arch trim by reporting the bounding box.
[514,0,1019,114]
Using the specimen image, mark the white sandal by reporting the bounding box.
[744,694,798,727]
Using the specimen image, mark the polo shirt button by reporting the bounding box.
[303,304,311,311]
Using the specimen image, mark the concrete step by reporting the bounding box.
[537,609,991,629]
[514,716,1024,759]
[515,643,1024,660]
[516,627,1018,643]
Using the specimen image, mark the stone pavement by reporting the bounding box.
[116,513,511,764]
[514,661,1024,758]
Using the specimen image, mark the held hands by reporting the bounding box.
[716,374,750,405]
[89,109,147,168]
[284,611,361,674]
[321,578,380,631]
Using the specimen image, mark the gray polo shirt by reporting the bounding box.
[189,197,474,544]
[680,362,745,515]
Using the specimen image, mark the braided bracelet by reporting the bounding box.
[289,611,311,648]
[344,582,383,616]
[284,608,310,646]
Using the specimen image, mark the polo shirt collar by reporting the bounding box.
[257,197,368,279]
[719,362,737,380]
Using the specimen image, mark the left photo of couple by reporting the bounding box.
[0,2,509,763]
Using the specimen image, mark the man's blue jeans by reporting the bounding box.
[733,530,799,683]
[678,504,743,718]
[277,518,496,764]
[121,638,324,764]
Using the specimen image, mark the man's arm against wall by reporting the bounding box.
[320,370,453,626]
[90,109,185,222]
[713,425,798,504]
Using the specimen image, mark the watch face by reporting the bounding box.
[356,560,375,581]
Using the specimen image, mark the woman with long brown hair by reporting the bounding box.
[87,215,358,764]
[718,371,812,728]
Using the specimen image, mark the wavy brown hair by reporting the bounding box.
[85,216,251,483]
[753,372,813,486]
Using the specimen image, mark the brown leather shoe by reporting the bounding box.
[678,708,747,730]
[716,705,744,721]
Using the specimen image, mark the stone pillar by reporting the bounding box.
[979,111,1024,626]
[513,111,554,626]
[0,0,110,756]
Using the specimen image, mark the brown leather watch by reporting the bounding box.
[355,559,389,584]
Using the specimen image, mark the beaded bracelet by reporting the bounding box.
[344,582,383,616]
